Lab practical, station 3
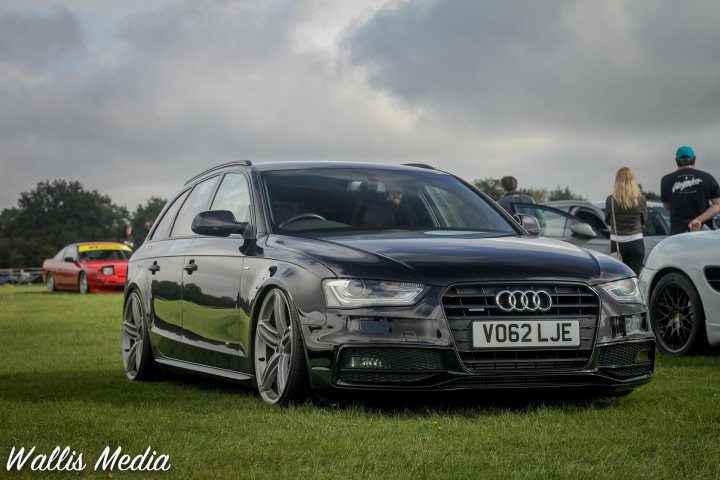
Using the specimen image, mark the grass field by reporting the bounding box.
[1,285,719,479]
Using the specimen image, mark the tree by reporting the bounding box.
[0,180,129,268]
[547,186,585,201]
[130,196,167,249]
[473,178,503,200]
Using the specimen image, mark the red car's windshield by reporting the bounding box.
[78,247,132,262]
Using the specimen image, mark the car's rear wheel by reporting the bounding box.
[253,288,310,405]
[46,273,55,293]
[78,272,89,294]
[122,290,156,380]
[650,272,708,356]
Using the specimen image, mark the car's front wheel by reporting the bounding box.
[253,288,310,405]
[46,273,55,293]
[122,290,156,380]
[650,272,708,356]
[78,272,89,294]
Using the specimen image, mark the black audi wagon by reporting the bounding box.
[122,161,655,405]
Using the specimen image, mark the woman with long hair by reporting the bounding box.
[605,167,647,275]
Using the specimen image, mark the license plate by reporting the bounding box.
[472,320,580,348]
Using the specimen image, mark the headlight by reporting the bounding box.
[101,266,114,275]
[598,278,643,303]
[323,279,426,308]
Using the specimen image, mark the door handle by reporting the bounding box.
[183,260,198,274]
[148,262,160,274]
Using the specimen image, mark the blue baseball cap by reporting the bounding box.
[675,146,696,163]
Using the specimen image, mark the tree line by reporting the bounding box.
[0,180,165,268]
[0,177,661,268]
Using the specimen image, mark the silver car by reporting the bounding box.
[640,229,720,355]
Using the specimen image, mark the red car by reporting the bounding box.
[42,242,131,293]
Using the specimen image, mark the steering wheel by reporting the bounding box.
[279,213,327,228]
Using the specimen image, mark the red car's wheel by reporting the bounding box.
[78,272,89,294]
[46,273,55,293]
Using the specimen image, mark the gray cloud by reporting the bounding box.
[0,6,86,72]
[349,0,720,134]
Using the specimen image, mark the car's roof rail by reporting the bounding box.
[402,163,436,170]
[184,160,252,185]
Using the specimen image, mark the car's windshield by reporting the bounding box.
[262,168,516,235]
[78,246,132,261]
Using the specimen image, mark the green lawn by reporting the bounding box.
[1,285,719,479]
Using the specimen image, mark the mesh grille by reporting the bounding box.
[337,348,444,385]
[443,283,599,372]
[598,342,654,366]
[705,267,720,293]
[337,372,434,383]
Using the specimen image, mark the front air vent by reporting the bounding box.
[705,267,720,292]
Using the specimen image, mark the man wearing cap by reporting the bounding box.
[660,146,720,234]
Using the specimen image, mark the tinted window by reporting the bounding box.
[150,189,190,241]
[211,173,252,223]
[262,169,514,234]
[171,177,221,238]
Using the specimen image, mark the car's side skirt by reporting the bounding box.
[155,357,254,383]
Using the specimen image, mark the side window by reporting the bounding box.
[210,173,252,223]
[171,176,221,238]
[64,246,78,262]
[149,189,190,241]
[515,205,574,237]
[54,248,66,261]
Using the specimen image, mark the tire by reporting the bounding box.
[253,288,310,405]
[46,273,55,293]
[650,272,708,356]
[78,272,89,294]
[122,290,156,381]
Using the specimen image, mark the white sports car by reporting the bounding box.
[640,229,720,355]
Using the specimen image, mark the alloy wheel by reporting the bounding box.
[254,289,294,404]
[122,292,145,379]
[46,273,54,293]
[651,272,706,356]
[79,272,89,294]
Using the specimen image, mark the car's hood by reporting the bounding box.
[269,232,632,285]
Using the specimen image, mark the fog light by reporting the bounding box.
[625,315,646,334]
[102,266,114,275]
[346,356,389,369]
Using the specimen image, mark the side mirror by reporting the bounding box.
[64,257,76,263]
[514,214,541,237]
[570,222,597,238]
[191,210,248,237]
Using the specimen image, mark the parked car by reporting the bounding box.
[122,161,655,405]
[639,229,720,355]
[508,201,668,261]
[43,242,132,293]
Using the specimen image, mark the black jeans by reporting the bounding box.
[610,238,645,275]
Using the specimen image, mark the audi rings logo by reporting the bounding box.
[495,290,553,312]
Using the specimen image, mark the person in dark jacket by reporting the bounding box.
[117,224,135,250]
[497,176,534,213]
[660,146,720,234]
[605,167,647,275]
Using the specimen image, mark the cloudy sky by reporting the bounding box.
[2,0,719,210]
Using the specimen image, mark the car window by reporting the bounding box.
[171,176,221,238]
[149,189,191,241]
[515,204,577,237]
[261,169,515,234]
[53,248,66,261]
[78,248,132,261]
[64,246,78,262]
[210,173,252,223]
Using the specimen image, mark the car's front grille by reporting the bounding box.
[442,283,599,372]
